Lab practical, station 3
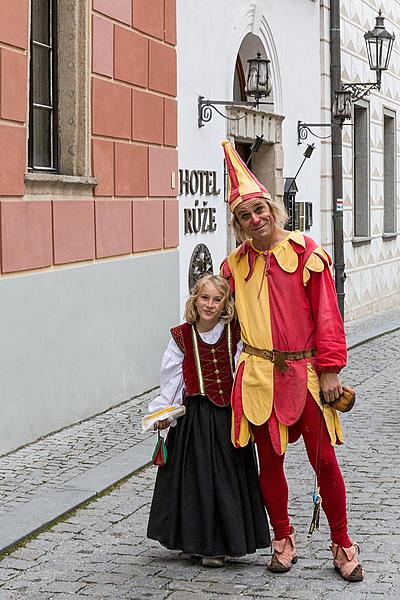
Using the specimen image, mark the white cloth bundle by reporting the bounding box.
[141,405,186,433]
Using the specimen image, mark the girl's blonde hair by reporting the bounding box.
[184,274,235,324]
[232,197,289,243]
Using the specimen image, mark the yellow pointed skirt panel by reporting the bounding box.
[306,362,344,445]
[239,353,274,425]
[231,359,344,452]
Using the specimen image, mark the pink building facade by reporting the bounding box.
[0,0,180,454]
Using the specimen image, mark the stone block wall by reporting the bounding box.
[0,0,179,274]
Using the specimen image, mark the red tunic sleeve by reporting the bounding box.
[220,258,235,293]
[306,264,347,373]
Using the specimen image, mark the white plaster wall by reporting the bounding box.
[340,0,400,319]
[177,0,323,313]
[0,252,179,455]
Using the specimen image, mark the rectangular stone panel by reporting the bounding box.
[53,201,95,265]
[132,0,164,40]
[132,89,163,144]
[1,201,52,273]
[149,40,176,96]
[148,147,178,197]
[95,200,132,258]
[164,0,177,45]
[92,139,114,197]
[163,98,177,147]
[0,48,27,122]
[92,78,131,139]
[114,143,148,197]
[0,124,26,196]
[92,15,113,77]
[163,198,179,248]
[93,0,131,25]
[0,0,28,49]
[114,26,148,88]
[132,199,163,252]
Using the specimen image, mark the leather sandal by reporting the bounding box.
[331,542,364,582]
[268,531,298,573]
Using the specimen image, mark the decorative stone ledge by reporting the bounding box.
[24,173,97,198]
[226,106,284,143]
[351,236,372,247]
[382,232,398,241]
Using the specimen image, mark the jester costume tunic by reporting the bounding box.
[222,231,346,456]
[147,321,270,558]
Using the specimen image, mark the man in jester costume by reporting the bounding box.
[221,140,363,582]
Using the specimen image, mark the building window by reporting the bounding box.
[383,109,396,234]
[28,0,58,171]
[27,1,90,179]
[353,103,370,238]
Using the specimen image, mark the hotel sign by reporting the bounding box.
[179,169,220,234]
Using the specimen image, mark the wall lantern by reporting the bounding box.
[246,53,272,100]
[298,11,395,142]
[198,52,273,128]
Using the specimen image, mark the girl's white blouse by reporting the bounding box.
[148,321,242,419]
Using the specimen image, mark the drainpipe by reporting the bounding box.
[330,0,346,319]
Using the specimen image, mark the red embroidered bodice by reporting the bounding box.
[170,322,239,407]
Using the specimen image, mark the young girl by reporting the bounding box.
[147,274,269,566]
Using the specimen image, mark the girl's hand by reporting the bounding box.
[154,419,170,431]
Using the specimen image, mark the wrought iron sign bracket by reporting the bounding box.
[198,96,273,128]
[297,121,339,145]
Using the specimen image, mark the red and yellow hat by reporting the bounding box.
[222,139,271,213]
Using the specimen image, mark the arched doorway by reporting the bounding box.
[226,33,285,251]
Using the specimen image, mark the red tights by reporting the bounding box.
[252,392,351,547]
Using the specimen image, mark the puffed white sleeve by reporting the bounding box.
[147,337,184,421]
[234,339,243,367]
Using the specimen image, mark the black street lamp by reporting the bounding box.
[298,11,395,141]
[198,52,273,127]
[365,10,395,76]
[332,11,395,123]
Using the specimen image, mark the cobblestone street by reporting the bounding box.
[1,327,400,599]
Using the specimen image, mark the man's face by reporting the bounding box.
[235,198,275,244]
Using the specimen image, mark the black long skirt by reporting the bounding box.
[147,395,270,557]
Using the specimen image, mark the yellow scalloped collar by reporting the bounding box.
[303,246,331,285]
[247,231,306,273]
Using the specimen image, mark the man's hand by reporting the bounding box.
[154,419,170,431]
[320,372,343,403]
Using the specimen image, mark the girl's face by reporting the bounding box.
[195,281,225,331]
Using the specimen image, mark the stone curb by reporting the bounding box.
[347,323,400,350]
[1,316,399,555]
[0,436,155,554]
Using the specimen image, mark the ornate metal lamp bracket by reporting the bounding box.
[339,81,379,103]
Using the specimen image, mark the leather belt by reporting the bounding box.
[243,344,315,373]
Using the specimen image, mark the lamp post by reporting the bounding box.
[298,10,395,140]
[198,52,273,127]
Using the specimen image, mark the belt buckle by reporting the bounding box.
[273,351,288,373]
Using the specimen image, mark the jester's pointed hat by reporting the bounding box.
[222,139,271,213]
